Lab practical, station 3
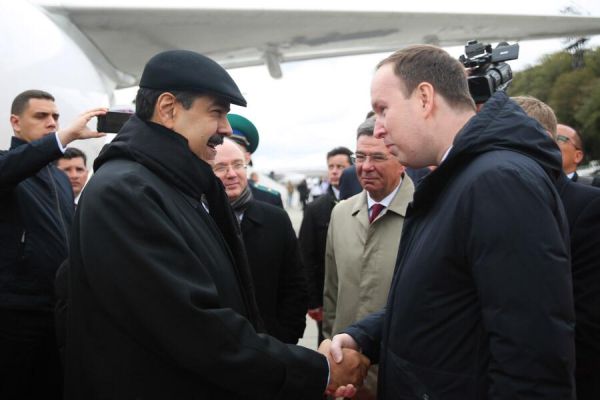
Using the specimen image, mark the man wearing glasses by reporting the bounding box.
[322,116,414,400]
[213,137,308,344]
[557,123,599,186]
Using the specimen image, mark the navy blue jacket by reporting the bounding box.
[0,134,73,311]
[346,92,575,399]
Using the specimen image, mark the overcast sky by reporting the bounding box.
[108,0,600,173]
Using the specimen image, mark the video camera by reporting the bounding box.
[459,40,520,103]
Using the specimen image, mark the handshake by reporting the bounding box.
[318,334,371,398]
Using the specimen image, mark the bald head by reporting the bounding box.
[212,138,248,201]
[556,124,584,174]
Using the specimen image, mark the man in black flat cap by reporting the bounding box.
[63,50,369,399]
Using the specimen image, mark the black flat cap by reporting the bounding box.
[139,50,247,107]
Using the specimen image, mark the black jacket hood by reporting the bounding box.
[415,91,563,207]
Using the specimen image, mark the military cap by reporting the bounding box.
[139,50,247,107]
[227,114,259,154]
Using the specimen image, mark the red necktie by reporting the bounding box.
[369,203,385,223]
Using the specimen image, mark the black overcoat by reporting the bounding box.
[64,116,327,399]
[241,199,308,343]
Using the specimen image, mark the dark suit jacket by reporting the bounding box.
[339,166,362,200]
[556,174,600,398]
[249,182,284,208]
[298,186,337,308]
[241,200,308,344]
[572,171,600,188]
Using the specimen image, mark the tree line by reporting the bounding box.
[510,47,600,162]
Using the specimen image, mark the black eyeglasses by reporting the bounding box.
[556,134,581,150]
[353,153,389,164]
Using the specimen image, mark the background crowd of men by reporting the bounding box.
[0,44,599,400]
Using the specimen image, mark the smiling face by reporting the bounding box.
[171,95,232,162]
[213,138,248,201]
[355,134,404,201]
[10,98,59,142]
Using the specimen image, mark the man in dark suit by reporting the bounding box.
[515,96,600,399]
[298,146,353,345]
[213,138,308,344]
[556,174,600,399]
[227,113,284,207]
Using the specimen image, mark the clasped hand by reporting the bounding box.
[318,338,370,398]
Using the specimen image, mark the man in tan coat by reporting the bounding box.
[323,116,414,399]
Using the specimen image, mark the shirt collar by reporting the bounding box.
[331,186,340,200]
[367,178,402,210]
[440,145,453,164]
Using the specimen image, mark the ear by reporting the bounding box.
[415,82,435,117]
[9,114,21,135]
[574,149,584,165]
[152,92,177,129]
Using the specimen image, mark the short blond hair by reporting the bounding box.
[512,96,557,139]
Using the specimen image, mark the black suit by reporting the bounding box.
[557,174,600,399]
[241,200,308,344]
[339,166,362,201]
[298,186,337,343]
[571,171,600,188]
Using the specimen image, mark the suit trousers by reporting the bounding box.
[0,308,62,400]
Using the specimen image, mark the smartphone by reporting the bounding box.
[96,111,133,133]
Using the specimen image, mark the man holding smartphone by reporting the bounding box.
[0,90,106,400]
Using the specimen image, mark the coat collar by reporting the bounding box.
[240,200,265,231]
[350,175,415,223]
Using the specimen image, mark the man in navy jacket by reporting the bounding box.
[0,90,106,399]
[330,45,574,399]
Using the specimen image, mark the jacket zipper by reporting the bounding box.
[48,165,69,251]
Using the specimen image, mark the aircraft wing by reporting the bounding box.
[41,4,600,83]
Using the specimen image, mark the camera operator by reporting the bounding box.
[328,44,574,399]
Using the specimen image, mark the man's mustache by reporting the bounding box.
[207,134,224,147]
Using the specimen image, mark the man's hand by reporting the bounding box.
[319,338,370,397]
[57,107,108,146]
[330,333,360,363]
[307,307,323,321]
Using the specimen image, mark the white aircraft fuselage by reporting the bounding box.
[0,1,113,157]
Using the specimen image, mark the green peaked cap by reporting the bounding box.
[227,114,259,154]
